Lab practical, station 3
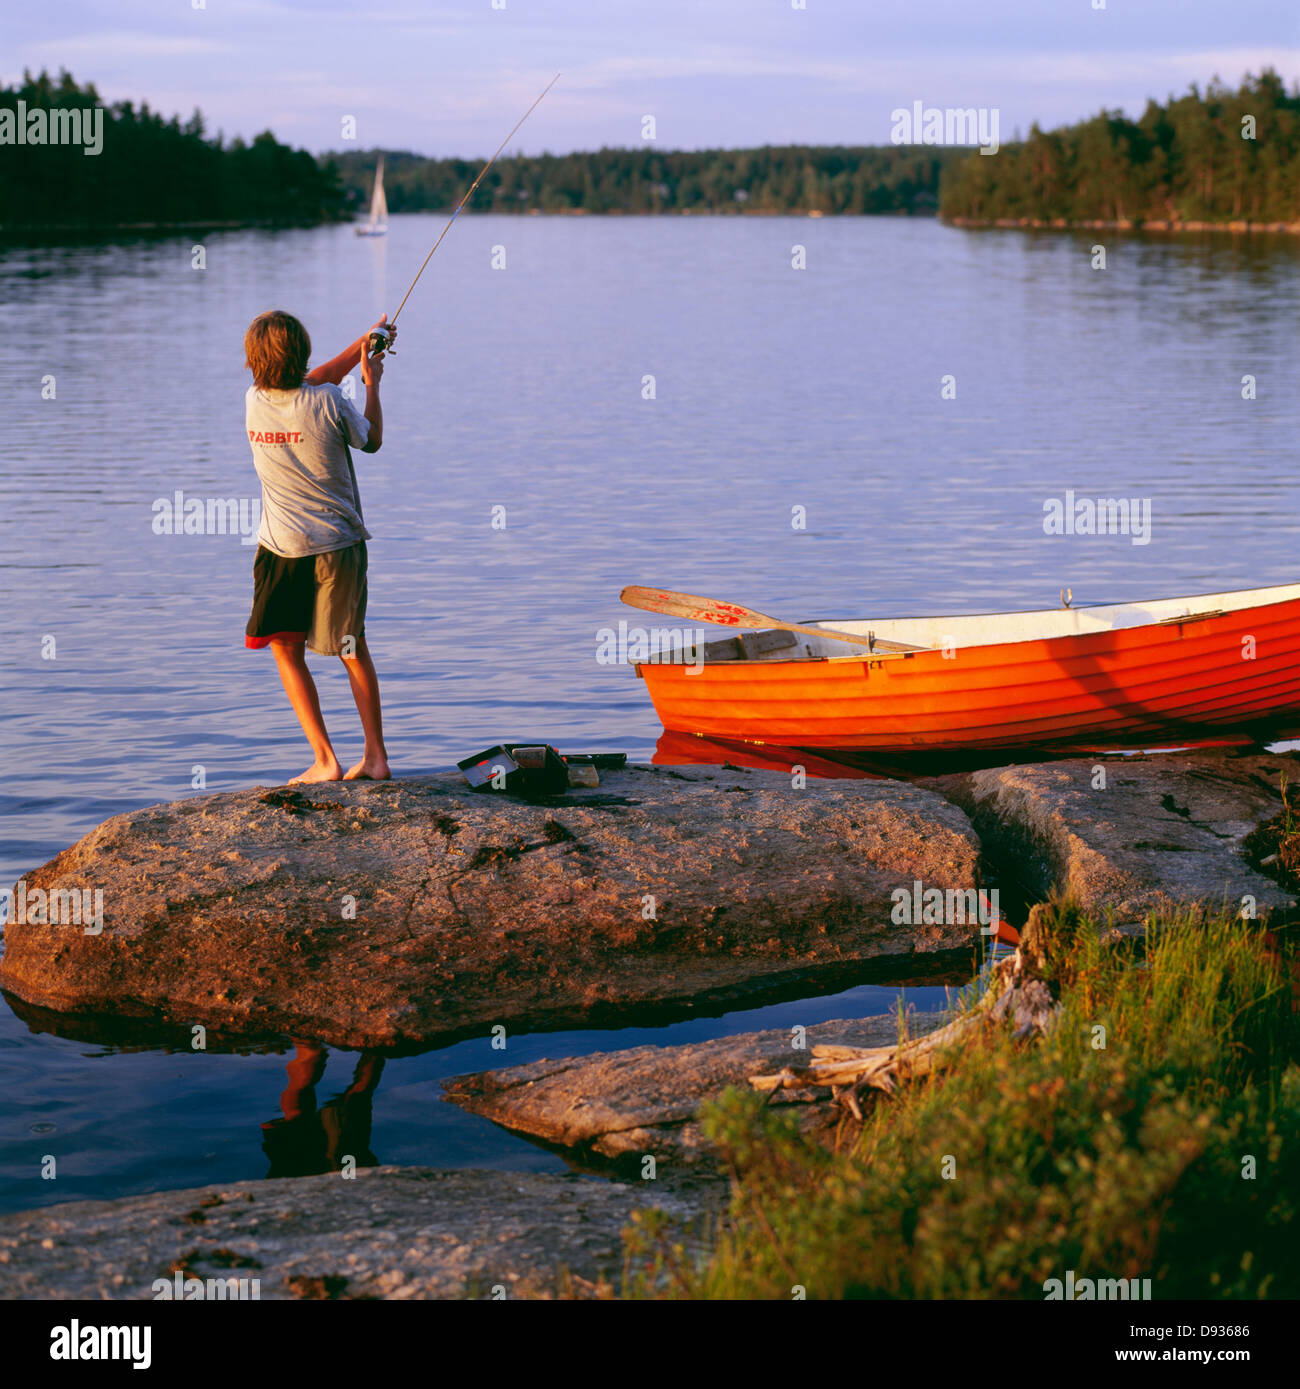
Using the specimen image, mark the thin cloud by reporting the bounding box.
[19,33,235,63]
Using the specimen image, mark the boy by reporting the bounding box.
[243,309,394,783]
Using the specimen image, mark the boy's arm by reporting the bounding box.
[360,348,383,453]
[304,315,395,387]
[303,337,363,387]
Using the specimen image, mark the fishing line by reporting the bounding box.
[370,72,562,355]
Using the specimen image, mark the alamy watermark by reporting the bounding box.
[152,490,261,544]
[1043,489,1151,546]
[890,101,999,156]
[1,103,103,156]
[49,1322,150,1368]
[1044,1269,1152,1300]
[890,880,1000,928]
[596,620,707,673]
[153,1272,261,1300]
[3,880,104,934]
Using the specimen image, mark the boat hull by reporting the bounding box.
[636,596,1300,754]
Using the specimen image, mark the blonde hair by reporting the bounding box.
[244,310,311,389]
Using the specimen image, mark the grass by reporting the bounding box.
[1243,772,1300,890]
[623,901,1300,1299]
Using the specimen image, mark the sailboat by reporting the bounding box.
[356,155,388,237]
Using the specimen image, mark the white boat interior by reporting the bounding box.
[684,582,1300,664]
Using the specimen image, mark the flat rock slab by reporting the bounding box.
[0,767,981,1049]
[445,1009,945,1162]
[0,1167,696,1300]
[926,750,1299,919]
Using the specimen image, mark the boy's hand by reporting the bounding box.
[361,348,384,387]
[306,316,394,389]
[366,314,395,353]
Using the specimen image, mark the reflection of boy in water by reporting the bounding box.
[261,1043,385,1178]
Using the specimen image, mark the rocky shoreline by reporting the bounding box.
[5,751,1293,1048]
[444,1008,947,1163]
[922,750,1294,919]
[0,1167,709,1300]
[2,747,1297,1298]
[0,765,983,1049]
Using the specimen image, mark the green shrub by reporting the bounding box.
[626,906,1300,1299]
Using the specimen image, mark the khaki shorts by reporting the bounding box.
[245,541,368,656]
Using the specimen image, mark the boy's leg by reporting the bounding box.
[340,633,390,780]
[271,639,344,783]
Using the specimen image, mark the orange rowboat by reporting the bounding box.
[632,583,1300,755]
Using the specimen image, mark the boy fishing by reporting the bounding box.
[242,309,394,784]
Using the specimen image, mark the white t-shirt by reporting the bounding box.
[245,382,372,557]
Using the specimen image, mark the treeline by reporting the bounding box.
[329,144,961,215]
[0,70,347,230]
[941,70,1300,226]
[19,66,1292,231]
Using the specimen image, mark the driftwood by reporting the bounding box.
[749,922,1060,1120]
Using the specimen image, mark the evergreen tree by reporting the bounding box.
[0,70,346,230]
[940,70,1300,226]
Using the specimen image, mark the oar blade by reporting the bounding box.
[620,585,926,654]
[620,586,771,630]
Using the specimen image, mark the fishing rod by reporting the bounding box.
[367,72,562,358]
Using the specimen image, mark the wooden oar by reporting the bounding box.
[619,586,926,654]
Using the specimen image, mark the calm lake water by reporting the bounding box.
[2,215,1298,1212]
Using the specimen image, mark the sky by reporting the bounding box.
[5,0,1300,157]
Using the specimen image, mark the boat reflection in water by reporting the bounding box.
[653,729,883,778]
[648,729,1161,780]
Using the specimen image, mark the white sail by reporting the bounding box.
[357,155,388,235]
[369,155,388,225]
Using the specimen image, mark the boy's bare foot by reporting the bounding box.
[289,758,343,784]
[344,755,391,781]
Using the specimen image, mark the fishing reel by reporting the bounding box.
[366,326,394,359]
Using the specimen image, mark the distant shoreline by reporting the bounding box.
[11,210,1297,246]
[0,207,938,244]
[0,215,347,243]
[945,215,1300,235]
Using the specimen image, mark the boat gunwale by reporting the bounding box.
[803,578,1300,630]
[633,583,1300,672]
